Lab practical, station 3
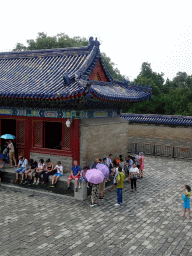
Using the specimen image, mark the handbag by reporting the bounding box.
[182,194,187,202]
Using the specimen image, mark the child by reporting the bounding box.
[51,161,63,187]
[79,166,89,188]
[181,185,191,219]
[114,167,125,206]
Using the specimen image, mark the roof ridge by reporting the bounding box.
[0,37,101,59]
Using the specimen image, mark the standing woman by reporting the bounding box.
[129,163,139,192]
[8,140,17,167]
[43,159,54,185]
[139,152,145,178]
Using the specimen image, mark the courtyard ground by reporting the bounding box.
[0,156,192,256]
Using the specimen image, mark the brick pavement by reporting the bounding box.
[0,156,192,256]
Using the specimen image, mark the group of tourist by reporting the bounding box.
[13,156,63,187]
[0,141,145,207]
[66,152,145,206]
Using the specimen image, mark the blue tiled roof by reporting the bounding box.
[121,113,192,126]
[0,37,151,102]
[88,80,151,102]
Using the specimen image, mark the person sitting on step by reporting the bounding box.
[14,156,28,184]
[33,159,45,185]
[67,160,81,192]
[50,161,63,187]
[24,159,37,184]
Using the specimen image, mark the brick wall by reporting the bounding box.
[89,59,109,82]
[127,123,192,147]
[30,152,73,172]
[80,117,129,167]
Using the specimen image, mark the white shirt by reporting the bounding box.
[129,167,139,179]
[38,163,45,171]
[19,158,28,168]
[135,155,141,164]
[129,167,139,174]
[113,167,119,183]
[55,165,63,175]
[106,157,112,167]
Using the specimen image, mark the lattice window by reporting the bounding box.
[16,121,25,144]
[33,122,43,147]
[62,125,70,149]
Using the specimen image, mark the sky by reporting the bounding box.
[0,0,191,82]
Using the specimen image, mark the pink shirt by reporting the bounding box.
[139,156,145,170]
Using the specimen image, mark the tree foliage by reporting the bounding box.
[124,62,192,116]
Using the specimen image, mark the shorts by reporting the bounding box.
[15,167,25,174]
[69,175,80,180]
[54,173,62,177]
[99,181,105,192]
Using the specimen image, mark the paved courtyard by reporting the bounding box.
[1,156,192,256]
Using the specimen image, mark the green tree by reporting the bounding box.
[123,62,165,114]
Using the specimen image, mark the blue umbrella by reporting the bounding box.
[0,134,16,140]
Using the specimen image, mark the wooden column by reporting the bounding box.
[24,117,32,160]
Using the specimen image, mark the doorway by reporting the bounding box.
[0,119,16,153]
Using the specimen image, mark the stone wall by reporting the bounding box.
[30,152,73,172]
[127,123,192,147]
[80,117,129,167]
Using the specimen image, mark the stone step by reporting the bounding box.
[1,165,113,200]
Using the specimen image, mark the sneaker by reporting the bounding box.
[23,180,28,184]
[20,180,24,185]
[33,181,36,185]
[87,185,89,188]
[99,197,103,200]
[90,203,95,207]
[14,180,19,184]
[94,203,98,206]
[79,186,81,189]
[36,182,39,185]
[50,185,55,188]
[75,188,78,192]
[114,203,120,206]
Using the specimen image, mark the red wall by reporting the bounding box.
[0,115,80,164]
[89,59,109,82]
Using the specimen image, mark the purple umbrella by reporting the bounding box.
[96,163,109,179]
[85,169,104,184]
